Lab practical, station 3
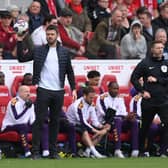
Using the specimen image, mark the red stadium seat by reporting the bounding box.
[11,75,23,97]
[119,86,130,98]
[101,74,117,92]
[64,85,71,96]
[92,86,103,96]
[119,86,131,112]
[29,85,37,102]
[63,96,73,112]
[0,86,11,114]
[11,75,37,102]
[75,75,87,91]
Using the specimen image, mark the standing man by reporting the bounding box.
[17,25,76,159]
[131,41,168,157]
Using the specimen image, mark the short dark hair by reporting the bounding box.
[83,86,95,95]
[23,73,32,78]
[43,15,57,25]
[87,70,101,79]
[46,24,58,33]
[136,7,152,19]
[108,81,118,88]
[151,40,164,48]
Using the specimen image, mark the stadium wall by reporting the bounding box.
[0,60,140,90]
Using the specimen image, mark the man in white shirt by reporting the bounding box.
[66,87,108,158]
[17,25,76,159]
[1,85,35,158]
[31,14,61,46]
[96,81,139,158]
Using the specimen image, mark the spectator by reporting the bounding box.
[17,25,76,159]
[131,41,168,157]
[152,2,168,39]
[86,8,126,59]
[31,15,60,46]
[1,85,35,158]
[154,28,168,59]
[0,10,17,54]
[120,20,147,59]
[137,7,155,55]
[58,8,85,58]
[67,0,92,33]
[88,0,111,31]
[26,1,44,34]
[117,4,131,33]
[77,70,103,98]
[0,71,5,85]
[7,4,20,26]
[66,87,107,158]
[134,0,158,18]
[35,0,58,17]
[96,81,139,158]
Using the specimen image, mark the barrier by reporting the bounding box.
[0,60,140,92]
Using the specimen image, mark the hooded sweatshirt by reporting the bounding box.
[120,20,147,59]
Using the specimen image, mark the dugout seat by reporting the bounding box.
[119,86,131,112]
[11,75,37,102]
[63,96,73,112]
[0,86,11,115]
[75,75,87,91]
[11,75,23,97]
[101,74,117,92]
[29,85,37,102]
[64,85,71,96]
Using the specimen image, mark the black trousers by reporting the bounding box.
[140,100,168,154]
[32,87,64,155]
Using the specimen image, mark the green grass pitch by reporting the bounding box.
[0,157,168,168]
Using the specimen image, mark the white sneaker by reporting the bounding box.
[42,150,49,157]
[25,151,31,158]
[131,150,139,157]
[114,150,125,158]
[91,150,106,159]
[144,152,150,157]
[83,151,90,158]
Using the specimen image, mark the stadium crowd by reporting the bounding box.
[0,0,168,159]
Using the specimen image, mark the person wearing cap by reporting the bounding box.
[120,19,147,59]
[0,10,17,53]
[58,8,85,58]
[7,4,20,26]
